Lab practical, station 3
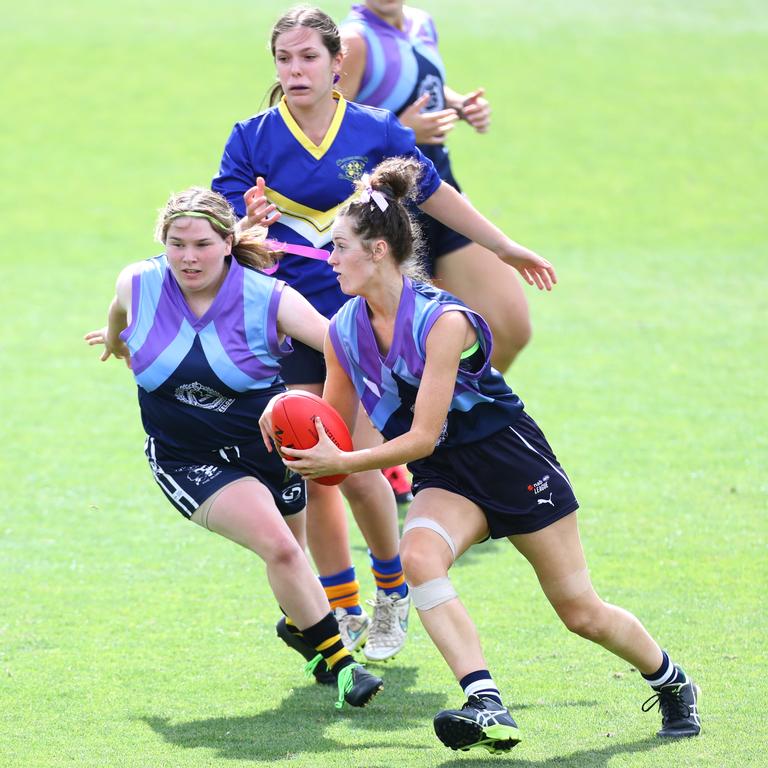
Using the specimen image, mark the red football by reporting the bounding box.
[271,391,353,486]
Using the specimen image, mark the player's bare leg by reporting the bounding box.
[191,478,328,627]
[435,242,531,373]
[510,513,663,671]
[510,513,701,737]
[400,489,520,752]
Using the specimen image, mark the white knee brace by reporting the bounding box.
[409,576,458,610]
[402,516,457,561]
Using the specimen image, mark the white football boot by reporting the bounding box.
[364,590,410,661]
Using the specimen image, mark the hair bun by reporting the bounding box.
[373,182,395,200]
[369,156,422,203]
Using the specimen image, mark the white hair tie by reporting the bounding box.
[359,173,389,212]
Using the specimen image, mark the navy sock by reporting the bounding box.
[460,670,503,706]
[642,650,687,689]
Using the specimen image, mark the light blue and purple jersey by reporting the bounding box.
[329,278,523,448]
[341,4,452,179]
[120,255,291,451]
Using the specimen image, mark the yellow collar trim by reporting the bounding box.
[278,91,347,160]
[265,185,356,232]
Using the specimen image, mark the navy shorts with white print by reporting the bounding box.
[408,411,578,537]
[145,436,306,519]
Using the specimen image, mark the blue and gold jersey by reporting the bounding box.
[329,278,523,448]
[120,255,290,451]
[341,4,453,180]
[212,93,442,318]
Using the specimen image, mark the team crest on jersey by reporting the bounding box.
[337,155,368,182]
[418,74,445,112]
[175,382,235,412]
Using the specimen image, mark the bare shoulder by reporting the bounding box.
[114,261,149,307]
[430,308,474,335]
[341,26,366,47]
[276,284,328,348]
[425,309,476,356]
[278,283,315,313]
[339,27,367,98]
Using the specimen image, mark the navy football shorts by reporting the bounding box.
[408,411,579,537]
[144,436,306,519]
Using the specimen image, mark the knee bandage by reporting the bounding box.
[409,576,458,611]
[402,516,457,561]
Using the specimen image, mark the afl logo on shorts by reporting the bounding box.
[175,382,235,412]
[528,475,550,495]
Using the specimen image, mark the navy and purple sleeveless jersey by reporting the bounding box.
[329,278,523,447]
[120,255,291,451]
[340,4,453,180]
[212,93,442,318]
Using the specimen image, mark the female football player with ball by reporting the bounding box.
[84,186,383,711]
[212,5,549,667]
[261,157,702,754]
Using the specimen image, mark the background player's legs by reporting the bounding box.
[297,384,409,636]
[291,382,406,655]
[341,409,408,660]
[278,382,404,656]
[509,512,663,672]
[342,410,399,561]
[435,243,531,372]
[305,480,353,575]
[306,478,372,651]
[286,383,361,620]
[192,478,329,628]
[283,503,308,552]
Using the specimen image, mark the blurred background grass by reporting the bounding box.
[0,1,765,766]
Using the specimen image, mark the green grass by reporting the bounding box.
[1,1,766,766]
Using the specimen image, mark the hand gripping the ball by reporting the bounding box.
[280,417,352,485]
[264,391,353,486]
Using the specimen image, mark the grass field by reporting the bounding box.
[1,1,766,766]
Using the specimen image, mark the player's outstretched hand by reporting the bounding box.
[399,93,459,145]
[498,243,558,291]
[243,177,281,229]
[460,88,491,133]
[84,327,132,367]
